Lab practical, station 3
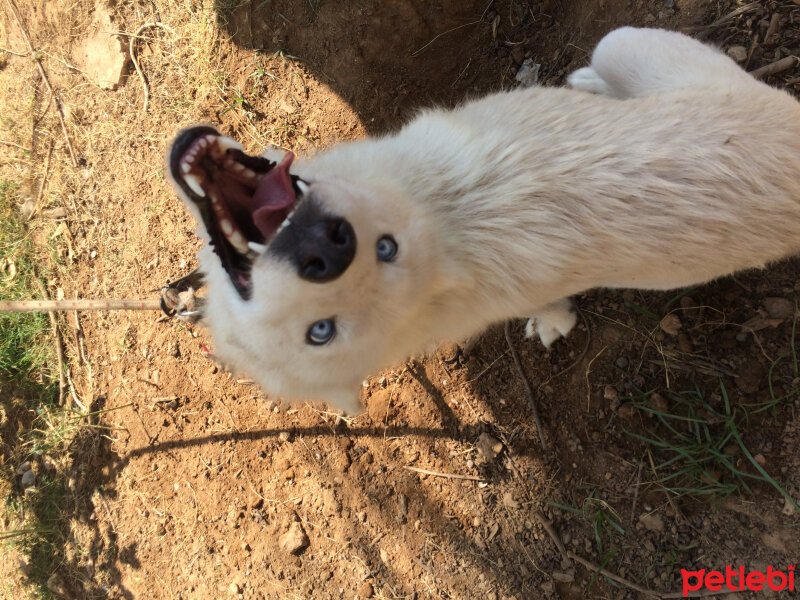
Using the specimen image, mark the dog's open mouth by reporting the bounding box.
[168,126,306,300]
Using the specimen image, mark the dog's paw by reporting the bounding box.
[525,299,577,348]
[567,67,613,95]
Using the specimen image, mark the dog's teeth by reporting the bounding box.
[220,219,233,236]
[217,136,244,153]
[184,174,205,197]
[180,160,192,174]
[230,231,249,254]
[242,168,256,179]
[275,216,292,237]
[231,162,245,173]
[297,180,310,195]
[199,137,209,148]
[248,241,267,254]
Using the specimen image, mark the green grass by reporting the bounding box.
[0,179,64,598]
[551,489,626,555]
[625,383,800,512]
[0,181,56,394]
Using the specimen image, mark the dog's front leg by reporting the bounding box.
[524,298,577,348]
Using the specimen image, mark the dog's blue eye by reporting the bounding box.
[307,319,335,345]
[376,235,398,262]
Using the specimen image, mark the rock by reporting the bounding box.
[648,393,669,413]
[659,313,682,336]
[20,470,35,488]
[782,497,798,516]
[735,359,764,394]
[502,492,519,509]
[763,297,794,320]
[16,461,31,475]
[639,512,665,533]
[617,403,636,419]
[228,582,241,596]
[476,433,503,460]
[357,581,374,598]
[603,385,618,401]
[515,59,541,87]
[279,521,309,555]
[727,45,748,62]
[47,573,68,596]
[83,2,128,89]
[552,570,575,583]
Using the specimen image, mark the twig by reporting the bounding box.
[750,56,798,79]
[28,139,54,220]
[629,462,643,526]
[128,21,176,114]
[764,12,781,45]
[403,465,486,482]
[0,298,162,312]
[504,321,548,451]
[6,0,78,168]
[0,139,31,151]
[3,0,78,167]
[411,19,484,57]
[584,346,607,410]
[534,511,568,558]
[97,490,117,534]
[536,510,724,599]
[34,279,66,405]
[690,2,762,33]
[567,552,660,598]
[0,44,28,56]
[64,362,87,412]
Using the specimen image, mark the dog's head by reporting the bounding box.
[167,127,454,413]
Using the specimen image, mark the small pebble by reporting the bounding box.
[20,470,35,488]
[278,521,309,555]
[727,46,748,62]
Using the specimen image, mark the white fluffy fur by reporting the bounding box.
[186,28,800,414]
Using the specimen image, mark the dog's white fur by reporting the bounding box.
[190,28,800,414]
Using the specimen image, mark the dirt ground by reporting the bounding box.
[2,0,800,598]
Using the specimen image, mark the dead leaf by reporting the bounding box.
[740,314,783,333]
[502,492,519,510]
[639,512,665,533]
[659,313,681,335]
[763,297,795,320]
[761,531,788,553]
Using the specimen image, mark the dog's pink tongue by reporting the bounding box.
[252,152,296,238]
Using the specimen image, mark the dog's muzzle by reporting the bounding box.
[268,197,356,282]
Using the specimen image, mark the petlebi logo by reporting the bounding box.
[681,565,795,596]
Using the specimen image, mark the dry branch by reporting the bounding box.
[3,0,78,167]
[750,56,798,79]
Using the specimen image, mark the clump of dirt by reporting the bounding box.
[1,0,799,599]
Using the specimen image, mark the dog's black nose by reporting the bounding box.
[268,197,356,282]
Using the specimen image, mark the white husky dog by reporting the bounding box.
[168,27,800,414]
